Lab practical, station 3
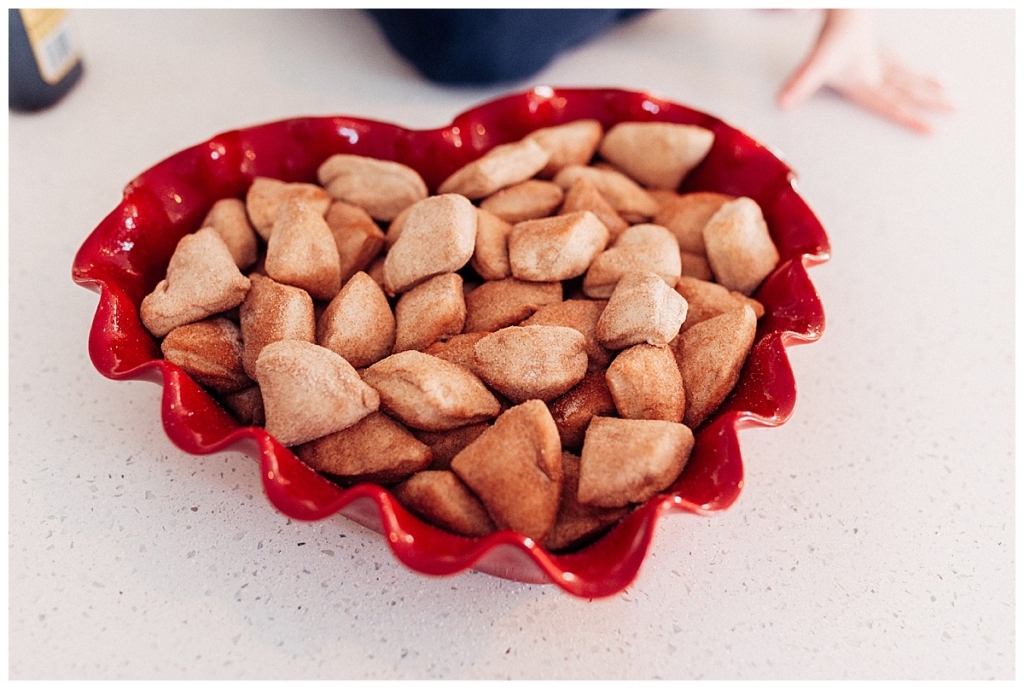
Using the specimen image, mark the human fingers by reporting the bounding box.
[882,57,955,113]
[777,56,831,110]
[890,79,956,114]
[837,82,934,135]
[881,51,943,90]
[777,31,853,111]
[777,9,872,110]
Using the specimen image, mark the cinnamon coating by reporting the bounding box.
[239,274,315,379]
[362,351,501,431]
[140,227,251,338]
[317,154,428,221]
[161,317,251,393]
[392,470,497,537]
[450,400,563,541]
[255,340,379,447]
[438,138,550,199]
[294,411,431,485]
[316,271,395,368]
[598,121,715,190]
[245,176,330,241]
[578,416,694,508]
[473,325,588,403]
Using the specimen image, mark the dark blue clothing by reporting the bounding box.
[367,9,649,86]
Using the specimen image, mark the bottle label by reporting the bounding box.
[19,9,81,85]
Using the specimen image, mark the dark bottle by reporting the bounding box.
[9,8,84,111]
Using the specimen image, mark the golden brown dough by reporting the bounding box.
[140,227,251,338]
[521,299,611,372]
[383,202,411,249]
[523,119,603,178]
[437,138,550,199]
[294,411,431,485]
[577,416,694,508]
[316,271,395,368]
[412,423,490,471]
[255,340,379,447]
[675,305,757,429]
[543,452,630,552]
[595,270,689,350]
[558,176,629,239]
[316,154,428,221]
[362,351,501,431]
[245,176,331,241]
[582,223,682,298]
[450,400,563,541]
[680,250,714,281]
[219,385,264,426]
[647,188,679,212]
[463,277,562,334]
[393,273,466,353]
[598,121,715,190]
[382,193,477,295]
[161,317,252,393]
[479,179,564,223]
[201,198,259,270]
[471,207,514,280]
[473,325,588,403]
[605,344,685,422]
[552,164,659,223]
[392,470,497,538]
[239,274,315,379]
[547,370,617,452]
[324,200,386,285]
[366,255,386,289]
[653,190,734,255]
[674,275,763,334]
[702,197,780,295]
[422,332,489,373]
[264,197,342,301]
[508,211,609,282]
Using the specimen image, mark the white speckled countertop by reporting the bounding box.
[8,9,1014,679]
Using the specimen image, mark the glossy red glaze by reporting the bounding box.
[71,88,829,599]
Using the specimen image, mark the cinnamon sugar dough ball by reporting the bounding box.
[393,273,466,353]
[361,351,501,432]
[294,411,431,485]
[450,400,563,541]
[507,211,609,282]
[472,325,588,403]
[392,470,497,538]
[598,121,715,191]
[200,198,259,270]
[437,138,549,199]
[160,317,251,394]
[316,154,428,222]
[382,193,477,295]
[245,176,331,241]
[595,270,689,350]
[255,340,379,447]
[140,227,251,338]
[578,416,694,508]
[702,197,780,296]
[239,274,315,379]
[316,271,395,368]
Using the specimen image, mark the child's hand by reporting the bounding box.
[776,9,953,135]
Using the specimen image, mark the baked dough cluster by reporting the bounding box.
[139,118,780,551]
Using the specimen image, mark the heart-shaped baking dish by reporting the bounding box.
[72,87,829,598]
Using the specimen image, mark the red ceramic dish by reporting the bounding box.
[71,87,829,599]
